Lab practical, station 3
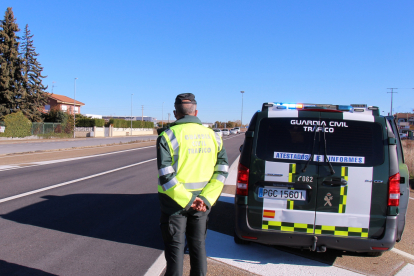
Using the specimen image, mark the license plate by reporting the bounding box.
[258,187,306,201]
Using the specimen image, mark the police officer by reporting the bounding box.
[157,93,229,276]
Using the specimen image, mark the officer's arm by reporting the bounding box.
[157,134,197,210]
[198,145,229,209]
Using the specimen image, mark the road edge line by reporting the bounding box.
[391,248,414,261]
[0,158,156,204]
[144,252,166,276]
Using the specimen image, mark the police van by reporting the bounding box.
[234,102,409,256]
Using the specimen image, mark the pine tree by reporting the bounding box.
[0,7,24,120]
[20,24,48,122]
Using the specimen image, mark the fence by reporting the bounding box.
[31,122,63,135]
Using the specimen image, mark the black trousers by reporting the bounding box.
[160,209,210,276]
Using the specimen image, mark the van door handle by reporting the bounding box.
[322,179,347,186]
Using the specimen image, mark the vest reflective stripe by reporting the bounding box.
[165,129,180,171]
[159,177,179,191]
[215,164,229,172]
[183,181,209,190]
[214,132,222,151]
[158,166,175,176]
[212,173,226,183]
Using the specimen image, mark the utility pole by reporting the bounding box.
[131,94,133,135]
[168,113,171,123]
[73,78,77,139]
[52,81,56,93]
[162,102,164,127]
[387,88,398,116]
[240,91,244,127]
[141,105,144,121]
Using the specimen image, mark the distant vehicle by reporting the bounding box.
[399,133,408,140]
[230,129,238,135]
[221,129,230,136]
[213,128,223,137]
[234,127,241,134]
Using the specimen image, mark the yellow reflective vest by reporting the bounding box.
[157,115,229,215]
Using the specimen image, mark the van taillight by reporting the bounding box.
[236,163,249,196]
[388,173,400,206]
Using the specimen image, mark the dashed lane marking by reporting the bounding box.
[0,158,156,204]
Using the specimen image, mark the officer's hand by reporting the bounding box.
[191,197,203,210]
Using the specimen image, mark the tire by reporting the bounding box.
[366,251,384,257]
[234,232,250,245]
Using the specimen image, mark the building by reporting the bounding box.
[393,113,414,133]
[43,93,85,115]
[84,114,103,119]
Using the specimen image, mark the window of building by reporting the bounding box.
[45,105,50,111]
[61,105,67,111]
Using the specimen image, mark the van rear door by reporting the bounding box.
[249,110,321,233]
[314,112,387,239]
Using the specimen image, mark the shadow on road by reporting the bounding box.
[0,193,164,250]
[0,260,57,275]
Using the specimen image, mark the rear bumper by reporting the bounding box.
[235,203,397,252]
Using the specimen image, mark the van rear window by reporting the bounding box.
[256,117,384,167]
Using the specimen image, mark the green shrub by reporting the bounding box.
[112,119,153,128]
[3,111,32,137]
[76,118,105,127]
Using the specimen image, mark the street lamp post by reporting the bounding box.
[240,91,244,127]
[73,78,77,138]
[162,102,164,127]
[131,94,134,136]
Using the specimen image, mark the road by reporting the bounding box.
[0,135,158,155]
[0,133,413,275]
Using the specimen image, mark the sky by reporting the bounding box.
[5,0,414,124]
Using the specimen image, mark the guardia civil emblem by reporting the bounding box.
[324,193,333,206]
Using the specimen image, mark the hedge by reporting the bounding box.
[3,111,32,137]
[110,119,153,128]
[76,118,105,127]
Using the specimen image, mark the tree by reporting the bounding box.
[20,24,48,122]
[0,7,24,120]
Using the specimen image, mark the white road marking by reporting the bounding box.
[224,155,239,186]
[391,248,414,261]
[144,252,166,276]
[0,146,155,172]
[409,197,414,200]
[206,230,362,276]
[0,158,156,204]
[396,263,414,276]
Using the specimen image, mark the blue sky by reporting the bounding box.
[6,0,414,123]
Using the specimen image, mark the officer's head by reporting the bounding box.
[174,93,198,119]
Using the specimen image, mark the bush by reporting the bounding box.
[402,140,414,177]
[3,111,32,137]
[76,118,105,127]
[112,119,153,128]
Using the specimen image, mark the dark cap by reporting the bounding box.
[175,93,197,105]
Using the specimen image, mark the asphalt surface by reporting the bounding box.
[0,135,158,155]
[0,133,413,275]
[0,134,243,275]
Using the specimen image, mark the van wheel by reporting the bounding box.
[366,251,384,257]
[234,232,250,245]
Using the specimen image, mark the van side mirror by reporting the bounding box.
[239,144,243,152]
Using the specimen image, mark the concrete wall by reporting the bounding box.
[95,127,105,137]
[112,128,153,137]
